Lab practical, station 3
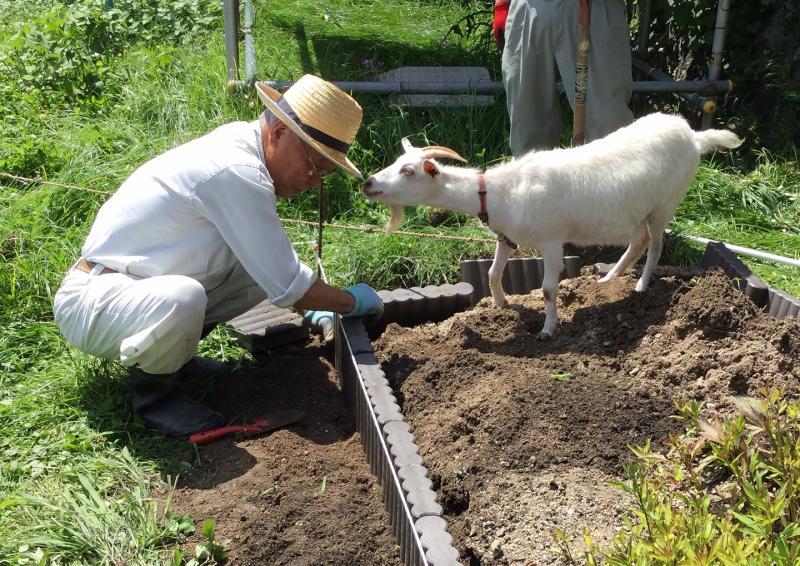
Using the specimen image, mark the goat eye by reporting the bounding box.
[401,166,414,176]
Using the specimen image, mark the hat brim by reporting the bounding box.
[255,82,362,179]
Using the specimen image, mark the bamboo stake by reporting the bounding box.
[572,0,593,146]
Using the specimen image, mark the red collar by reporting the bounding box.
[476,172,518,250]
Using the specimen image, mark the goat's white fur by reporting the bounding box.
[363,113,742,335]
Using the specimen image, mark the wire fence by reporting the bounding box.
[0,171,498,245]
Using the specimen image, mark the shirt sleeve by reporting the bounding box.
[191,165,317,308]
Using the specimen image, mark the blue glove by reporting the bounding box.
[303,310,335,341]
[343,283,384,318]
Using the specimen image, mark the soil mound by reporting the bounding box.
[375,269,799,564]
[668,269,760,338]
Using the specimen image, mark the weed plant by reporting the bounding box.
[556,390,800,564]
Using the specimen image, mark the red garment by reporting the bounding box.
[493,0,511,50]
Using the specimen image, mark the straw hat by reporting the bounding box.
[255,75,363,178]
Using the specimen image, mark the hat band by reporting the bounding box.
[277,97,350,154]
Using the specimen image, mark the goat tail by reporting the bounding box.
[693,128,743,155]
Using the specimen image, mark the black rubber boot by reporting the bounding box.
[179,356,233,380]
[129,367,226,437]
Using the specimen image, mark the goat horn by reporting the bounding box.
[420,146,467,163]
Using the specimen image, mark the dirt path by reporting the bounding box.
[171,340,401,565]
[375,269,800,564]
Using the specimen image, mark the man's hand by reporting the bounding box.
[303,310,335,341]
[343,283,384,318]
[493,0,510,51]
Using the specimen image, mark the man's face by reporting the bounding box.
[264,121,337,197]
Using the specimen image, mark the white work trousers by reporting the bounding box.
[502,0,633,154]
[53,263,266,375]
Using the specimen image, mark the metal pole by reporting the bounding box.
[240,78,730,95]
[636,0,652,59]
[572,0,593,146]
[223,0,240,86]
[667,230,800,268]
[701,0,732,129]
[632,56,731,112]
[243,0,257,82]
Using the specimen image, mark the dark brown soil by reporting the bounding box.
[374,268,800,565]
[171,340,401,566]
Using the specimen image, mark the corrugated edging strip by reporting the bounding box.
[336,315,461,566]
[702,241,800,322]
[335,255,585,564]
[460,256,582,305]
[226,299,308,352]
[371,255,582,331]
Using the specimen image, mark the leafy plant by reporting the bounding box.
[189,518,228,565]
[556,389,800,564]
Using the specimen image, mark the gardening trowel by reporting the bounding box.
[188,410,305,445]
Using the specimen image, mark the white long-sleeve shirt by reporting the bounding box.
[81,120,316,308]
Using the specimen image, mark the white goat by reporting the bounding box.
[363,113,742,336]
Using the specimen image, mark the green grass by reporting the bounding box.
[1,0,799,562]
[674,157,800,295]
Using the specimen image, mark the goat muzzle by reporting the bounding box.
[363,178,383,198]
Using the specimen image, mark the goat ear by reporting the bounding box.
[420,146,467,162]
[401,137,415,153]
[422,159,439,178]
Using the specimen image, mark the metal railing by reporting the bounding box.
[222,0,734,126]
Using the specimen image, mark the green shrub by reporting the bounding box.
[633,0,800,155]
[0,0,221,175]
[558,389,800,564]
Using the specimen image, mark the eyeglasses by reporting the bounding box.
[303,143,338,178]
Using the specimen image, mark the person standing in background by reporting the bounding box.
[494,0,634,155]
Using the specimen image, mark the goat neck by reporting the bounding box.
[424,163,487,217]
[431,164,516,235]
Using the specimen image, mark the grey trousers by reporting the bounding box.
[54,262,266,374]
[502,0,633,154]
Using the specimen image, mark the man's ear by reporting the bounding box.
[422,159,439,178]
[269,121,288,144]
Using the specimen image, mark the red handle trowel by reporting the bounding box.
[188,410,305,445]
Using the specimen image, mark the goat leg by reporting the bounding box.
[488,239,513,307]
[635,223,665,292]
[539,243,564,336]
[599,223,650,282]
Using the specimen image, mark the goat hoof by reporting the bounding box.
[536,330,554,340]
[634,280,648,292]
[493,298,508,308]
[598,274,614,284]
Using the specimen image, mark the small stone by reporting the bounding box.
[490,538,504,558]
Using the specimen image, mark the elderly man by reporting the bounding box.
[53,75,383,437]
